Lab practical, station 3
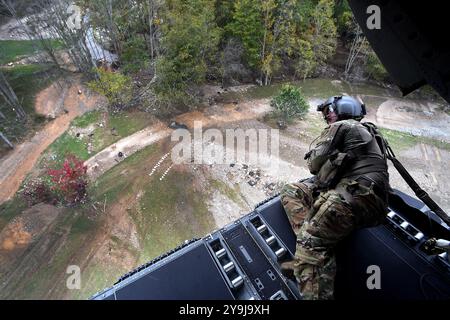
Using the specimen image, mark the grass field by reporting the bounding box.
[1,141,216,299]
[380,128,450,152]
[39,109,155,167]
[0,40,63,65]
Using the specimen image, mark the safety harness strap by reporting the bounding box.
[365,122,450,226]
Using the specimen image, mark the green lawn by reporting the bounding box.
[47,131,91,163]
[0,196,28,231]
[71,110,103,128]
[90,142,215,265]
[39,110,155,168]
[380,128,450,152]
[3,210,99,300]
[1,64,58,115]
[0,40,63,65]
[136,169,215,264]
[91,144,159,203]
[90,111,154,152]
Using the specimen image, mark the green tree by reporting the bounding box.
[88,68,133,108]
[296,39,316,80]
[334,0,353,38]
[271,84,309,122]
[227,0,306,85]
[215,0,235,29]
[260,0,277,85]
[226,0,264,70]
[310,0,337,69]
[155,0,221,105]
[121,36,150,73]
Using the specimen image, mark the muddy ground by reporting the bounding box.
[0,78,449,299]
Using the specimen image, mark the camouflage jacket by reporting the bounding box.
[306,119,389,186]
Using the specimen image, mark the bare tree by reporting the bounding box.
[0,131,14,148]
[0,70,26,119]
[5,0,96,75]
[86,0,122,57]
[147,0,162,59]
[1,0,60,66]
[45,0,96,75]
[344,19,369,80]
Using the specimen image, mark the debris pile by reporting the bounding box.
[221,163,282,197]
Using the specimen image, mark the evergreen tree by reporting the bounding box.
[226,0,264,70]
[155,0,221,104]
[309,0,337,68]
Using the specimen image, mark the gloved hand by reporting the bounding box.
[280,259,297,282]
[304,150,313,160]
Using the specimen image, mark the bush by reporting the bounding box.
[270,85,309,122]
[121,37,150,73]
[47,154,88,205]
[88,68,133,108]
[21,155,88,206]
[21,178,57,206]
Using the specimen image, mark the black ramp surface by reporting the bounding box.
[115,242,234,300]
[222,223,294,299]
[257,199,297,254]
[335,226,450,300]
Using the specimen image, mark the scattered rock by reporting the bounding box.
[248,180,257,187]
[78,89,82,95]
[118,151,124,158]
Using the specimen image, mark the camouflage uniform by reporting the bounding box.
[281,119,390,300]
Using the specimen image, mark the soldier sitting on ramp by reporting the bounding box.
[280,95,391,300]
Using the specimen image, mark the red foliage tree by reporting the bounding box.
[47,154,88,205]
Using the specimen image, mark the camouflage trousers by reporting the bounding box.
[280,178,387,300]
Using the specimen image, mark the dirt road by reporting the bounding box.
[84,100,271,179]
[0,77,106,204]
